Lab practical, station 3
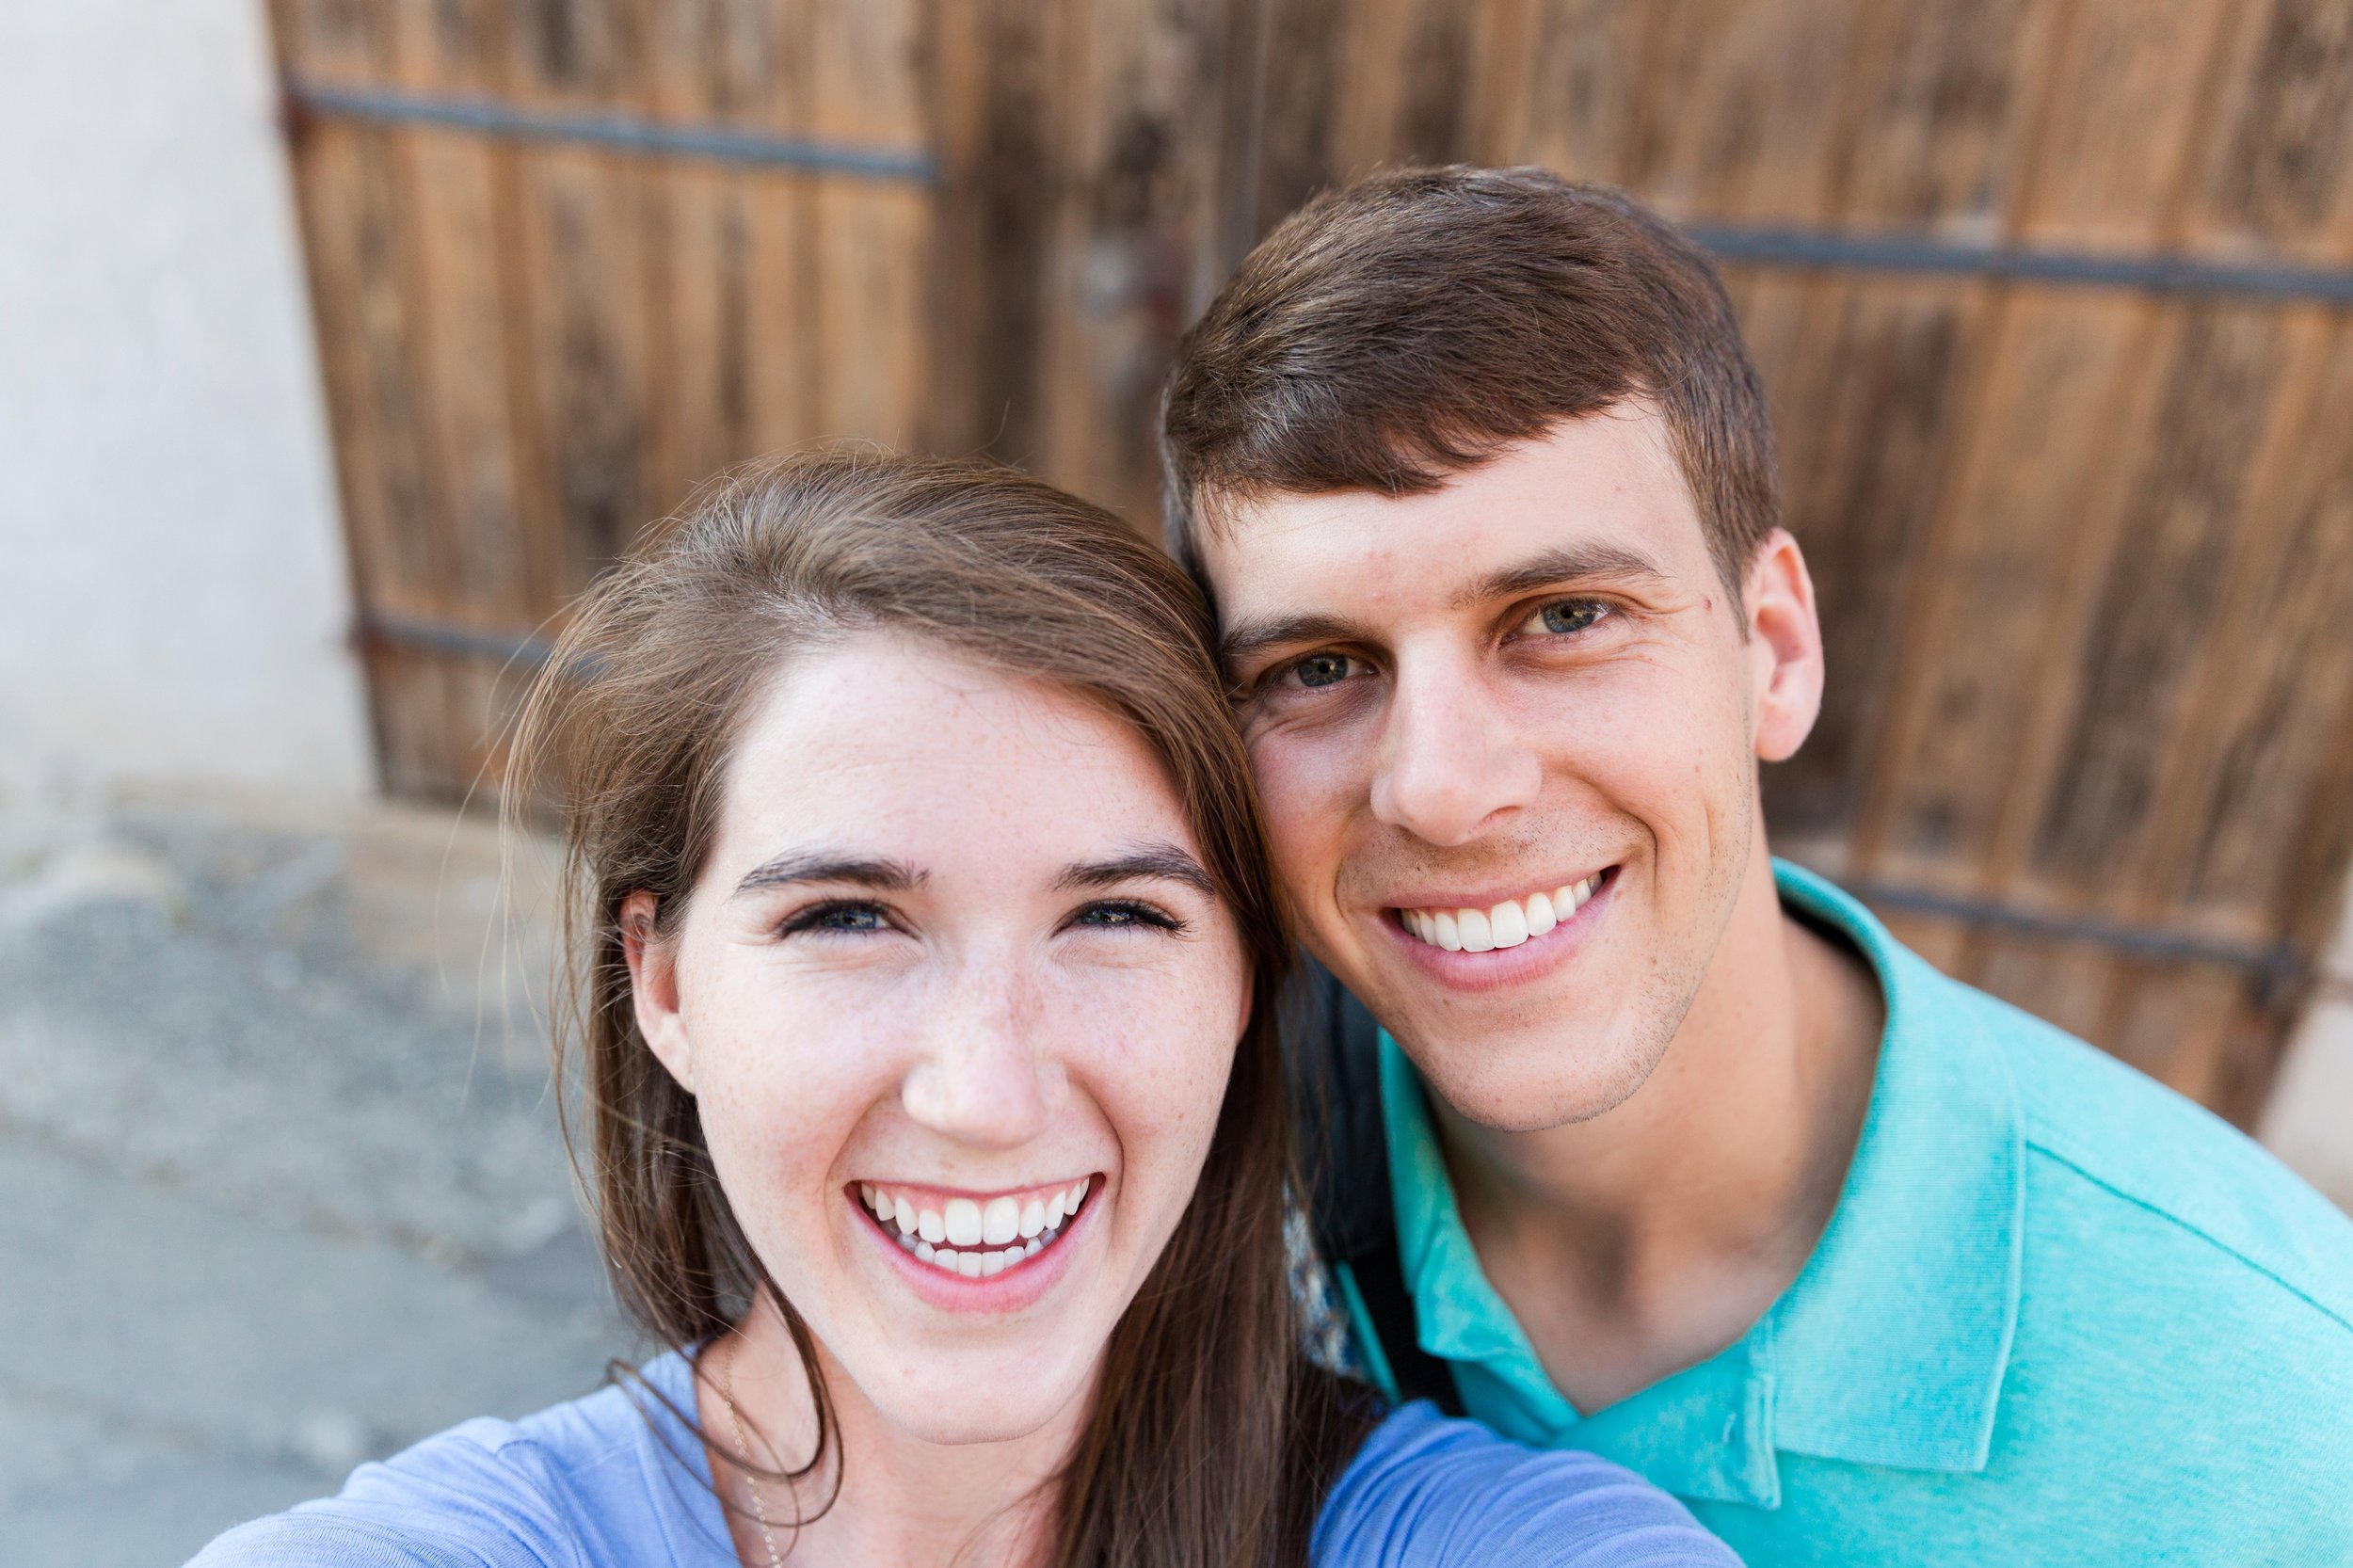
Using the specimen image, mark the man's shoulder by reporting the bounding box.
[1931,967,2353,1340]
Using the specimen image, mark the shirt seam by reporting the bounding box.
[2025,1139,2353,1339]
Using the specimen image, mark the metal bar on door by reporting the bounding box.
[283,78,937,184]
[1684,223,2353,305]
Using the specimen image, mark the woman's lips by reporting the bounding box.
[853,1176,1095,1281]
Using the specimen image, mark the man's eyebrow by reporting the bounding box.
[1054,841,1218,900]
[732,850,927,898]
[1217,612,1377,672]
[1450,544,1673,610]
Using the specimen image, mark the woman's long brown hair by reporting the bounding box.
[507,449,1372,1566]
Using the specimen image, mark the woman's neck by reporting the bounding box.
[699,1303,1088,1568]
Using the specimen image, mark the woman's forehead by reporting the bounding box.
[718,633,1196,874]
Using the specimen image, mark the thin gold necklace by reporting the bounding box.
[719,1339,786,1568]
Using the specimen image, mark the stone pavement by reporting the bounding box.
[0,792,636,1567]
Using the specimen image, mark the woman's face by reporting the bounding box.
[628,632,1250,1445]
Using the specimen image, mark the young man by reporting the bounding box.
[1162,166,2353,1561]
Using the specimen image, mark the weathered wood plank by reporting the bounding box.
[2101,960,2258,1119]
[1852,291,2160,888]
[1032,0,1233,525]
[1330,0,1481,169]
[2193,0,2353,265]
[1246,0,1353,234]
[1873,909,1974,973]
[929,0,1055,460]
[2032,311,2297,885]
[2007,0,2241,249]
[808,0,929,450]
[1624,0,1873,224]
[2140,318,2353,931]
[493,1,659,585]
[1506,0,1648,184]
[725,4,824,459]
[1749,273,1988,839]
[1824,0,2059,233]
[640,0,768,504]
[277,0,469,796]
[1849,1,2239,890]
[1970,934,2117,1047]
[386,0,539,628]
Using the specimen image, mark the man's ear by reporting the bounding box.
[1744,529,1826,764]
[619,889,695,1094]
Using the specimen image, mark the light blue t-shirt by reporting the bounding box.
[187,1347,1739,1566]
[1339,860,2353,1564]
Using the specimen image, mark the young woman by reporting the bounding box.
[190,453,1736,1568]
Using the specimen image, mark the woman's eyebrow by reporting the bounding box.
[1055,842,1217,899]
[733,850,927,897]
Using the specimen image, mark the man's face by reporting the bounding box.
[1202,406,1818,1131]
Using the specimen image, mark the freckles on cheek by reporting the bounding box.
[1098,984,1245,1145]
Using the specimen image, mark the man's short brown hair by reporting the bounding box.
[1160,166,1778,598]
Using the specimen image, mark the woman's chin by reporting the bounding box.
[852,1348,1097,1447]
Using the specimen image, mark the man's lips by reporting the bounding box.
[1390,866,1616,953]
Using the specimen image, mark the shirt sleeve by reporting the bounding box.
[182,1421,573,1568]
[1314,1402,1743,1568]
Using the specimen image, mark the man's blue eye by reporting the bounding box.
[1291,652,1355,689]
[792,903,888,934]
[1538,600,1603,635]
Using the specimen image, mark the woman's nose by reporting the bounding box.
[899,963,1062,1150]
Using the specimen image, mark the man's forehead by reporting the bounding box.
[1198,414,1702,629]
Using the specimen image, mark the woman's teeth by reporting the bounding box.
[1401,873,1603,952]
[857,1178,1092,1279]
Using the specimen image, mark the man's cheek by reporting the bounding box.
[1250,739,1353,861]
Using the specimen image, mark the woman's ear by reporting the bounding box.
[620,889,695,1094]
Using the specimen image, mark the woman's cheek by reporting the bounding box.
[689,981,887,1238]
[1083,968,1244,1177]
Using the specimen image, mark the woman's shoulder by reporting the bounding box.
[184,1353,728,1568]
[1315,1401,1743,1567]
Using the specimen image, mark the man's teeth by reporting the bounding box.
[1401,874,1602,952]
[857,1177,1091,1279]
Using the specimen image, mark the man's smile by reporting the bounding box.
[1393,868,1613,952]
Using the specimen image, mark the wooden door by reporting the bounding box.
[272,0,2353,1123]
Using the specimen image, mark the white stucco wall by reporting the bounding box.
[0,0,370,799]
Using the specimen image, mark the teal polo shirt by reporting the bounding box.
[1340,860,2353,1563]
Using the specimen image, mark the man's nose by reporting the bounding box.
[900,962,1061,1150]
[1369,656,1544,846]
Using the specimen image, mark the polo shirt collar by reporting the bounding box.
[1380,858,2025,1503]
[1765,861,2024,1475]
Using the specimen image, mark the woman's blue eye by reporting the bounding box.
[1534,600,1605,635]
[1289,652,1357,689]
[1074,901,1178,932]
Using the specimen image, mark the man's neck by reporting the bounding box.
[1433,847,1883,1414]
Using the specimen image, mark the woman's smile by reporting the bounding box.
[851,1175,1103,1310]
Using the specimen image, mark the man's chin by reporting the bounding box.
[1397,1015,1671,1135]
